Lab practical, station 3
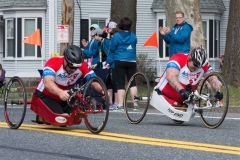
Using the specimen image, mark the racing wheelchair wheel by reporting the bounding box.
[198,72,229,129]
[4,76,27,129]
[171,119,184,124]
[124,72,150,124]
[82,76,109,134]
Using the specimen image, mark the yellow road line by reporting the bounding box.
[0,122,240,155]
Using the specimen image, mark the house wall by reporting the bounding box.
[136,0,159,65]
[0,0,230,78]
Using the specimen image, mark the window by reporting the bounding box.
[215,20,219,58]
[202,21,207,51]
[6,19,14,57]
[91,19,106,29]
[23,18,36,57]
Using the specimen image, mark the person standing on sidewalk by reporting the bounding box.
[108,17,139,111]
[159,11,193,57]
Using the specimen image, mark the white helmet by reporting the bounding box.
[190,46,208,67]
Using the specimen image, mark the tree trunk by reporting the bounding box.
[164,0,205,50]
[110,0,137,33]
[222,0,240,85]
[60,0,74,55]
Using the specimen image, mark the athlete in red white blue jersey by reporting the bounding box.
[155,46,223,104]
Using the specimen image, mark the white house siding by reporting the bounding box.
[136,0,159,70]
[73,0,81,48]
[220,0,229,55]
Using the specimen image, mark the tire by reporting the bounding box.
[171,119,184,124]
[124,72,150,124]
[198,72,229,129]
[82,76,109,134]
[4,76,27,129]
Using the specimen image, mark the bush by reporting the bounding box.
[136,52,156,83]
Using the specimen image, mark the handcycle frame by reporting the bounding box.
[124,71,229,129]
[4,76,109,134]
[150,89,223,122]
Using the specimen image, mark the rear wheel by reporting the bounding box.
[171,119,184,124]
[4,76,27,129]
[198,72,229,129]
[82,76,109,134]
[124,72,150,124]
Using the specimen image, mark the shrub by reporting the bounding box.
[136,52,156,83]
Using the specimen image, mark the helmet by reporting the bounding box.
[190,46,208,68]
[90,24,100,30]
[63,45,83,67]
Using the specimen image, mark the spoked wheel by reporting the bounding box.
[171,119,184,124]
[4,76,27,129]
[82,76,109,134]
[124,72,150,124]
[198,72,229,129]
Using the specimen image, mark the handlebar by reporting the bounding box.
[183,90,210,104]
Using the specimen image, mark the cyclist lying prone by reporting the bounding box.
[35,45,105,115]
[154,46,223,106]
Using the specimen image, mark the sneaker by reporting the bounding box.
[133,105,139,112]
[113,105,124,112]
[109,104,117,110]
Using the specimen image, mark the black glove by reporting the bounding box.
[179,89,190,101]
[214,91,223,101]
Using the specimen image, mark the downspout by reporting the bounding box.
[76,0,82,47]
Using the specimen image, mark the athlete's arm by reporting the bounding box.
[43,76,70,101]
[166,68,184,92]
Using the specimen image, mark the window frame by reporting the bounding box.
[6,18,15,57]
[22,18,37,58]
[89,15,109,40]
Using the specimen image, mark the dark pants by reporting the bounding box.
[105,69,117,93]
[114,61,136,90]
[0,81,4,88]
[35,90,70,114]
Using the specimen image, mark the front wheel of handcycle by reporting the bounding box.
[198,72,229,129]
[4,76,27,129]
[124,72,150,124]
[82,76,109,134]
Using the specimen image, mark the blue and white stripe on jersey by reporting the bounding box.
[43,67,56,77]
[166,60,180,71]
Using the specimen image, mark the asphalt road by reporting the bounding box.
[0,107,240,160]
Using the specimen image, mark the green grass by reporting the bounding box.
[228,85,240,107]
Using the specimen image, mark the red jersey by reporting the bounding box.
[155,54,213,103]
[37,56,95,100]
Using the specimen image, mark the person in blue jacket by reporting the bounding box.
[108,17,139,111]
[159,11,193,57]
[82,24,101,68]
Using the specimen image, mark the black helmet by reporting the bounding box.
[190,46,208,68]
[63,45,83,67]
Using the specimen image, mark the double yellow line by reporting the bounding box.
[1,122,240,155]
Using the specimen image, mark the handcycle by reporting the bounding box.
[124,72,229,129]
[3,76,109,134]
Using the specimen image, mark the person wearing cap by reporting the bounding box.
[219,54,224,70]
[102,21,120,110]
[108,17,138,111]
[83,28,108,69]
[103,21,117,36]
[81,24,100,47]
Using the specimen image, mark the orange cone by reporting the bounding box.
[22,29,42,47]
[143,32,158,48]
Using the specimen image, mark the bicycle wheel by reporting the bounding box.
[171,119,184,124]
[124,72,150,124]
[82,76,109,134]
[198,72,229,129]
[4,76,27,129]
